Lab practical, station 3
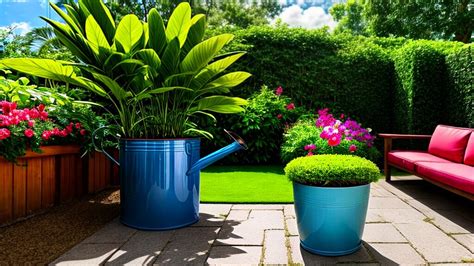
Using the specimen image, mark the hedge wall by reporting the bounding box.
[201,26,471,164]
[225,26,394,134]
[445,45,473,127]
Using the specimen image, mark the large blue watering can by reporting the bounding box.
[93,129,247,230]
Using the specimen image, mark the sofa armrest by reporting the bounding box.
[379,134,431,182]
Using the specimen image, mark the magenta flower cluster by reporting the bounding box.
[316,108,375,148]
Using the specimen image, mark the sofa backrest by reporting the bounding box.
[428,125,472,163]
[463,133,474,166]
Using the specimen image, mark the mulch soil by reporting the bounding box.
[0,188,121,265]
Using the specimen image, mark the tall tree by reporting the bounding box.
[330,0,473,43]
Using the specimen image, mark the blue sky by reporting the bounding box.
[0,0,340,36]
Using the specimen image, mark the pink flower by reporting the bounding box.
[41,130,51,140]
[286,103,295,110]
[37,104,45,112]
[304,144,316,151]
[349,144,357,153]
[277,114,283,119]
[28,120,35,127]
[340,113,345,119]
[75,122,81,129]
[328,135,341,147]
[275,86,283,96]
[307,151,314,156]
[0,128,11,140]
[80,129,87,136]
[24,129,34,138]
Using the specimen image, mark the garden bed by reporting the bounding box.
[0,146,118,226]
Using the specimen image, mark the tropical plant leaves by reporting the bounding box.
[86,15,111,53]
[115,15,143,53]
[147,8,167,54]
[180,34,234,73]
[195,96,247,113]
[165,2,191,47]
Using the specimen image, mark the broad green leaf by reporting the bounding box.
[147,8,167,54]
[143,22,149,46]
[79,0,116,44]
[180,34,234,73]
[115,14,143,53]
[135,49,161,71]
[86,15,111,52]
[49,2,83,35]
[190,52,245,89]
[203,71,252,90]
[195,96,247,114]
[159,37,181,78]
[182,14,206,55]
[165,2,191,47]
[92,72,129,101]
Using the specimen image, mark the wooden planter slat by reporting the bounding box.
[0,161,13,224]
[41,157,56,208]
[13,160,27,220]
[1,146,118,226]
[26,158,42,214]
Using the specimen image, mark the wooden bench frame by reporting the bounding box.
[379,134,474,201]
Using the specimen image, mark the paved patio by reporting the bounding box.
[52,175,473,265]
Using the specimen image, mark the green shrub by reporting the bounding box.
[445,45,473,127]
[284,155,380,187]
[202,85,305,164]
[281,120,380,163]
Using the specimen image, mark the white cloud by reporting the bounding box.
[0,22,32,36]
[276,5,336,30]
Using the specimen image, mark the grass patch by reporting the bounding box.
[200,165,293,203]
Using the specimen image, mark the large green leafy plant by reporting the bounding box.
[0,0,250,138]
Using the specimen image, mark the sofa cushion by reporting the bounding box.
[464,133,474,166]
[415,162,474,194]
[428,125,471,163]
[388,151,451,172]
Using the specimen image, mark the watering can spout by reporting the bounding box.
[188,130,247,175]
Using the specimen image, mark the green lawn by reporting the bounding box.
[200,165,293,203]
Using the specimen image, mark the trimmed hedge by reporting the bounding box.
[226,26,394,134]
[284,155,380,187]
[200,27,471,165]
[445,45,473,127]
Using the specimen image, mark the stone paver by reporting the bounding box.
[50,243,119,265]
[82,218,136,244]
[452,234,474,253]
[263,230,288,264]
[285,217,298,236]
[366,243,425,265]
[106,230,174,265]
[154,227,219,264]
[363,223,407,243]
[395,222,473,263]
[206,246,262,265]
[53,176,474,265]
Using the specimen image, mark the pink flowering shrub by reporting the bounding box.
[0,101,87,162]
[281,109,380,163]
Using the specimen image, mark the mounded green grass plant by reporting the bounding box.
[284,155,380,187]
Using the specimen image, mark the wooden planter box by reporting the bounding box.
[0,145,118,226]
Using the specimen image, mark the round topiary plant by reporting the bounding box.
[284,155,380,187]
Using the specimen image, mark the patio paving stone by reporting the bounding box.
[263,229,288,264]
[285,217,298,236]
[394,222,473,263]
[362,223,407,243]
[452,234,474,253]
[105,230,174,265]
[365,243,425,265]
[206,246,262,265]
[52,176,474,265]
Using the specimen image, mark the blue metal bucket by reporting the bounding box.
[92,129,247,230]
[293,182,370,256]
[119,139,201,230]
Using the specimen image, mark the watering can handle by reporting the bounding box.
[92,126,120,166]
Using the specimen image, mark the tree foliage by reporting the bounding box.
[330,0,473,43]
